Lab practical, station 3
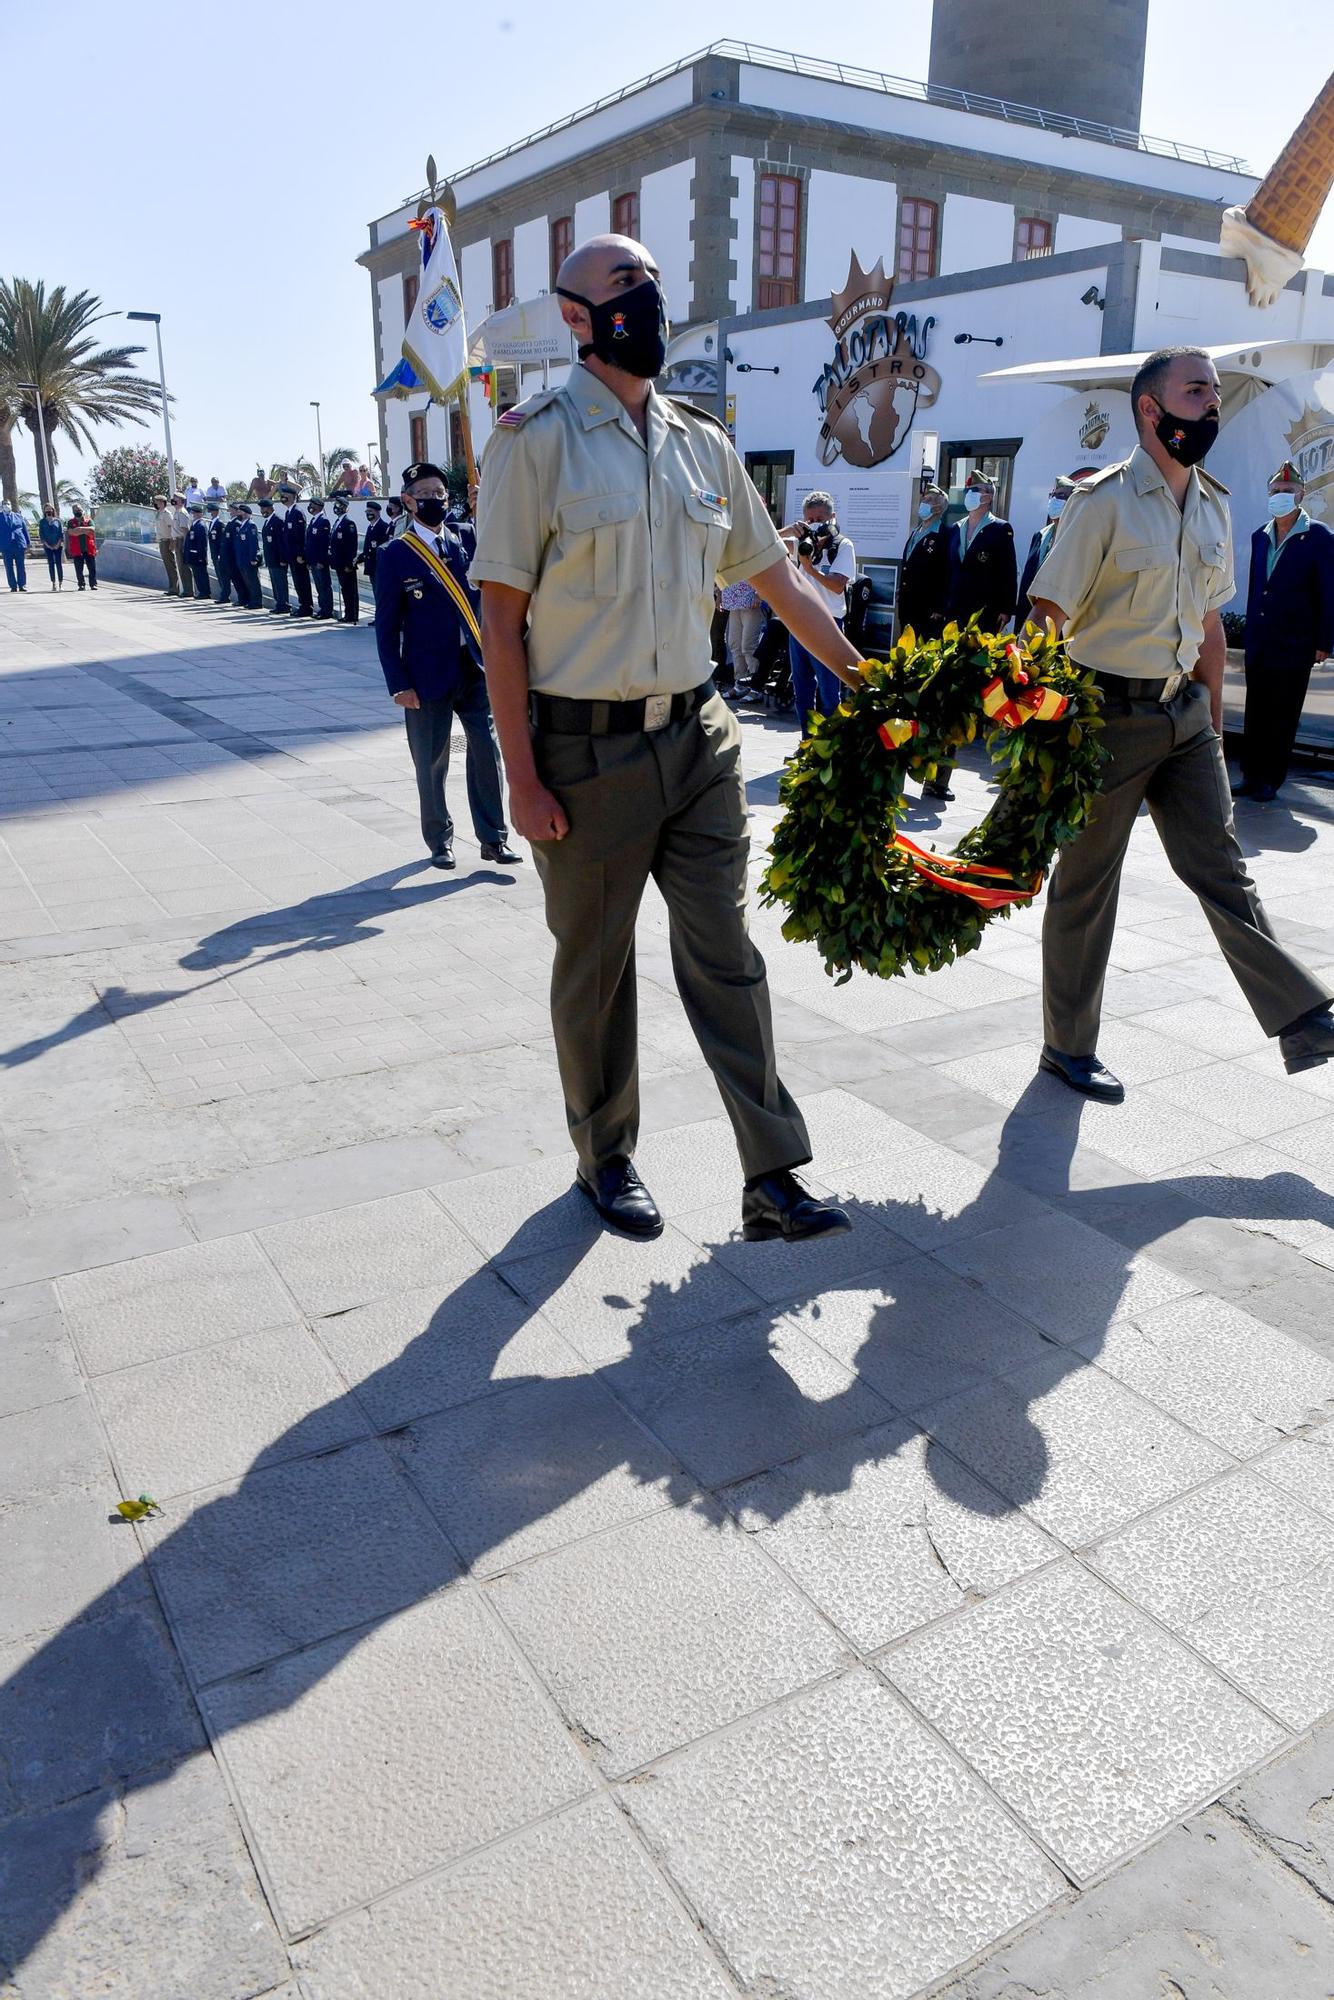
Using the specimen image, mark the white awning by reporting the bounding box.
[980,340,1334,393]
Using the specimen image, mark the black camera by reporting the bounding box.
[797,520,836,560]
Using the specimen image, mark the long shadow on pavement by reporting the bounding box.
[4,1082,1333,1972]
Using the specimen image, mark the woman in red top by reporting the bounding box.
[67,509,97,590]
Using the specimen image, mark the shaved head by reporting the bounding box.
[556,233,661,323]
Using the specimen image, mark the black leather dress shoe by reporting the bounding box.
[576,1158,663,1238]
[742,1169,852,1243]
[1039,1045,1125,1103]
[1280,1008,1334,1075]
[480,840,522,864]
[1251,783,1278,803]
[430,845,456,870]
[922,780,955,802]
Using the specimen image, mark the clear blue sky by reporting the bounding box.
[6,0,1331,495]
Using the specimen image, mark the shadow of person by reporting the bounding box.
[0,865,508,1070]
[1233,804,1319,855]
[4,1108,1332,1975]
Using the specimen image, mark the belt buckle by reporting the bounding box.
[643,693,671,732]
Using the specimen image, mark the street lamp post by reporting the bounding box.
[310,401,324,492]
[127,312,175,492]
[16,381,55,512]
[367,443,377,496]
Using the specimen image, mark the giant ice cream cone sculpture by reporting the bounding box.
[1221,72,1334,306]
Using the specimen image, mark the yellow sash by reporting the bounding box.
[410,529,482,650]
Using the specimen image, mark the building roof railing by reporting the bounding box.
[401,39,1250,205]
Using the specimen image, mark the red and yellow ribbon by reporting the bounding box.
[980,674,1070,730]
[891,832,1043,909]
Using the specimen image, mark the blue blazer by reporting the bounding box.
[947,517,1018,631]
[262,513,288,565]
[235,521,260,569]
[207,517,230,572]
[374,526,482,702]
[1245,518,1334,671]
[330,515,359,569]
[184,521,209,565]
[285,507,307,563]
[305,513,331,564]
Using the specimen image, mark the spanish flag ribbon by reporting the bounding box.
[410,529,483,649]
[892,831,1043,910]
[980,675,1070,730]
[878,718,920,751]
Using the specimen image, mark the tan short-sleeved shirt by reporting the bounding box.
[1030,445,1233,678]
[470,362,785,699]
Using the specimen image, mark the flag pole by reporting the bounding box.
[435,172,479,493]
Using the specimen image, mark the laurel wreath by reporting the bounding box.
[760,619,1107,983]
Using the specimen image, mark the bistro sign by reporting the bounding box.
[814,255,942,469]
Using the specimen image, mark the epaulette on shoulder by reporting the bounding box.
[1077,461,1125,489]
[494,387,561,430]
[1197,465,1231,497]
[669,398,729,434]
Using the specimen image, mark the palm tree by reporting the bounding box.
[0,279,161,511]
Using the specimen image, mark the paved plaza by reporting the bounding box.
[4,581,1334,1998]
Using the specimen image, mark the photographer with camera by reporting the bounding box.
[779,492,857,726]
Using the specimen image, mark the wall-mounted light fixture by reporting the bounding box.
[735,362,780,374]
[953,332,1004,347]
[1081,286,1106,310]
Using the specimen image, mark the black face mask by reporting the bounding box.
[412,496,447,529]
[556,276,668,379]
[1152,402,1220,467]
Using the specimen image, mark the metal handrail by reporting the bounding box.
[400,39,1249,203]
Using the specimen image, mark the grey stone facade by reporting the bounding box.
[928,0,1151,138]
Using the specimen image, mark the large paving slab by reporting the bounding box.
[3,582,1334,1995]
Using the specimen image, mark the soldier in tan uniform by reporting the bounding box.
[472,233,866,1241]
[1027,344,1334,1102]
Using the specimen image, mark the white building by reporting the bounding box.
[358,35,1334,614]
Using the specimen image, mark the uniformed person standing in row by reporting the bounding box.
[280,481,313,617]
[1235,459,1334,802]
[259,497,290,613]
[206,501,231,604]
[183,503,211,601]
[374,461,521,872]
[1028,345,1334,1101]
[330,493,361,623]
[473,232,863,1243]
[360,498,390,591]
[949,470,1018,631]
[234,504,263,608]
[897,483,951,642]
[1016,476,1075,627]
[306,496,334,618]
[223,503,248,605]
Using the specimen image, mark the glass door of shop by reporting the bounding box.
[744,450,795,528]
[940,439,1021,524]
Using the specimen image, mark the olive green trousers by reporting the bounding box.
[531,693,811,1179]
[1043,680,1330,1053]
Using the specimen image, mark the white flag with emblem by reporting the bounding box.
[402,205,469,404]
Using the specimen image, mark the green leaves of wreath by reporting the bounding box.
[760,618,1107,983]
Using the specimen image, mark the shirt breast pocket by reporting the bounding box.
[683,489,731,590]
[555,491,638,599]
[1114,542,1176,612]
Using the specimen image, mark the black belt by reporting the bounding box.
[530,681,713,736]
[1088,666,1190,703]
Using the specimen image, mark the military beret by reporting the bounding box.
[206,502,221,513]
[365,499,382,513]
[258,497,274,509]
[402,461,445,486]
[189,503,204,514]
[239,504,252,516]
[964,469,995,489]
[1270,459,1302,485]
